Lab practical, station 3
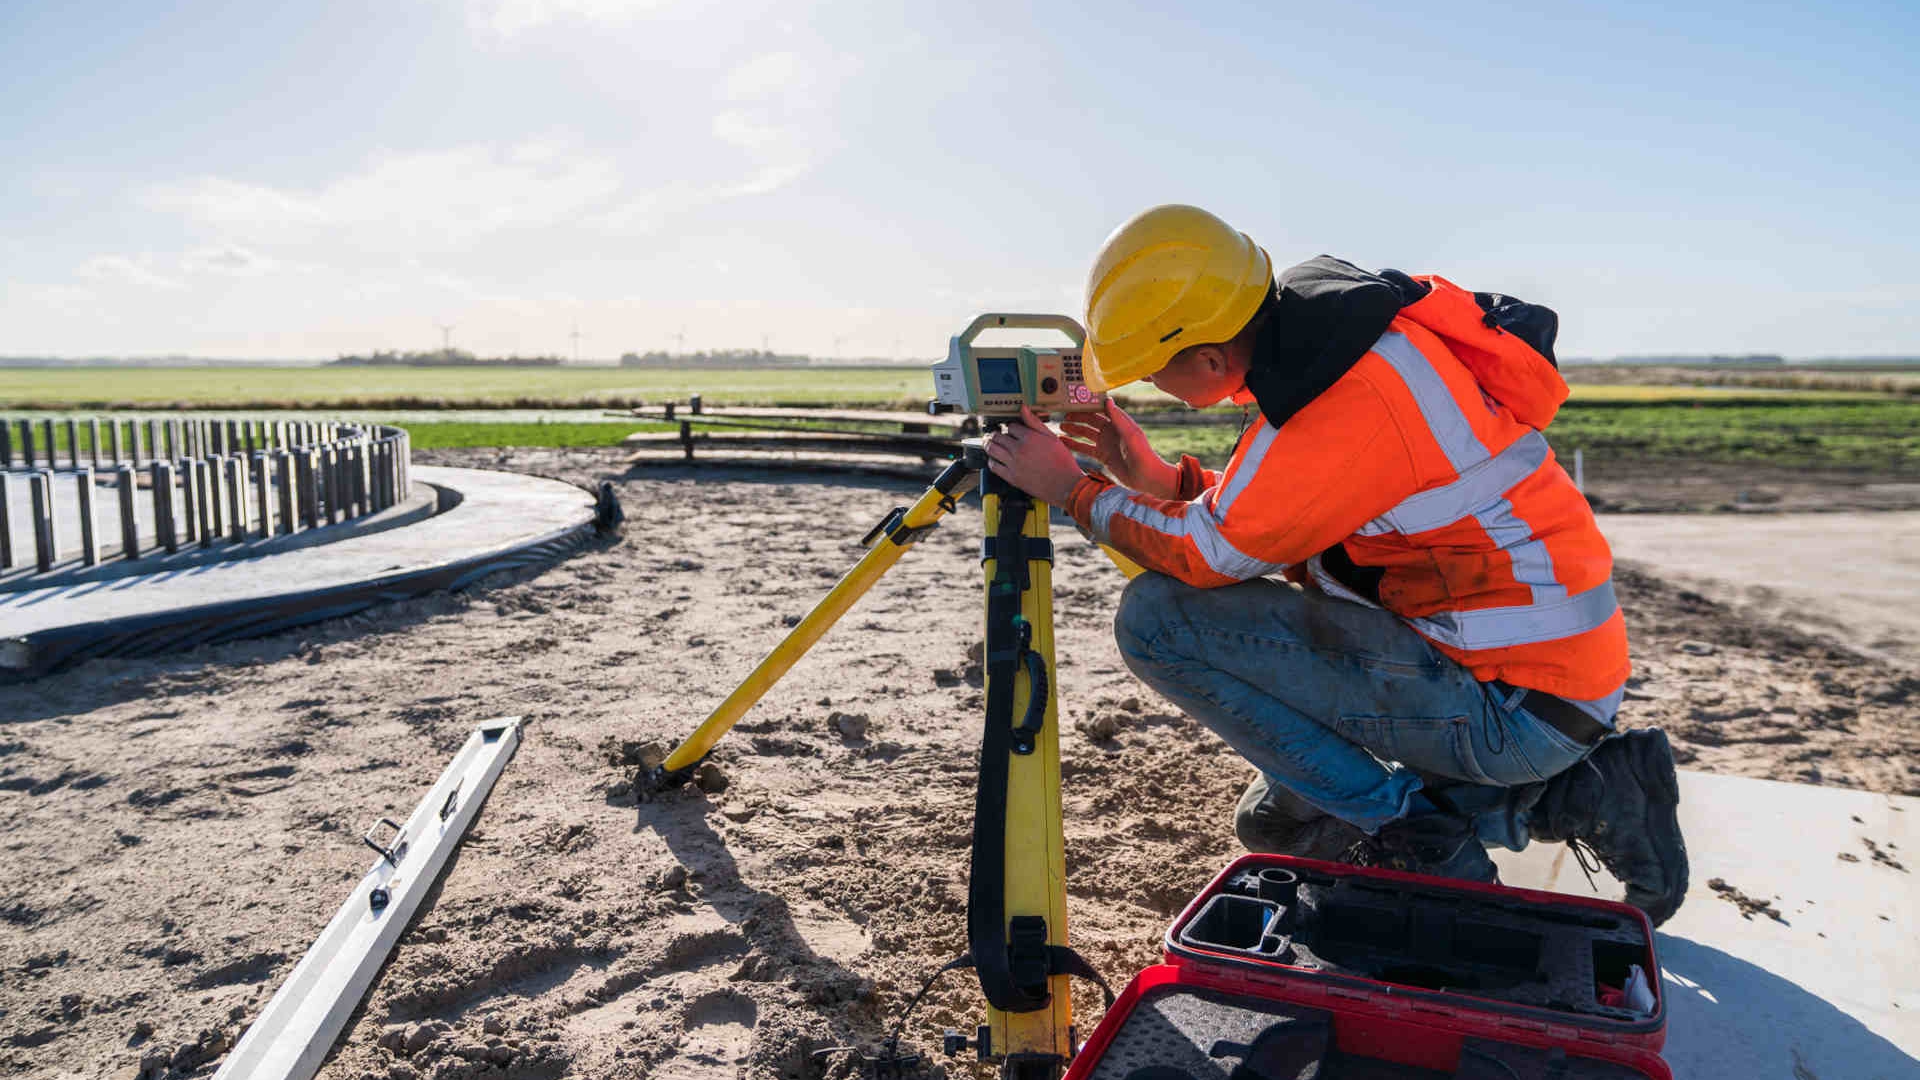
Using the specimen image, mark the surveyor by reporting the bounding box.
[982,204,1689,925]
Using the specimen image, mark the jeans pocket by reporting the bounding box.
[1499,708,1592,784]
[1335,714,1495,786]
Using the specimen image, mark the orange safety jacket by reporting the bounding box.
[1064,266,1629,705]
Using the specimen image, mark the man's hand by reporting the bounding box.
[983,407,1087,506]
[1059,399,1180,499]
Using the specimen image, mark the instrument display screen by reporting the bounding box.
[976,356,1022,395]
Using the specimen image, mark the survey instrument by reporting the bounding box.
[930,313,1104,418]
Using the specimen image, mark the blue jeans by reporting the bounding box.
[1114,572,1595,851]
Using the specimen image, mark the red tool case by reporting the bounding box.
[1063,854,1671,1080]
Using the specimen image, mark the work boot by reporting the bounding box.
[1234,773,1367,862]
[1529,727,1689,926]
[1345,813,1501,884]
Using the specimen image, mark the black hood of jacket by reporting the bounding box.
[1243,256,1430,428]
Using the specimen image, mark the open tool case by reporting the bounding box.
[1064,855,1671,1080]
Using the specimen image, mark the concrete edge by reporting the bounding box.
[1,472,607,677]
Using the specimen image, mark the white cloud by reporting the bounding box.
[76,255,184,291]
[590,154,810,231]
[592,65,839,225]
[711,110,790,155]
[700,49,848,201]
[180,244,280,277]
[4,282,116,323]
[468,0,673,36]
[722,51,803,100]
[420,268,478,294]
[137,130,825,267]
[51,19,879,357]
[143,142,624,254]
[724,162,810,198]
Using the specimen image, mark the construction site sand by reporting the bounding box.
[2,447,1915,1080]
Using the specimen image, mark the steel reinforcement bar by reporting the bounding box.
[0,415,413,576]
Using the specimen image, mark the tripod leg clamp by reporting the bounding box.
[861,505,940,548]
[980,536,1053,565]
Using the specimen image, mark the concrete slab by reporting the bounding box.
[1598,512,1920,669]
[0,466,599,675]
[1490,770,1918,1078]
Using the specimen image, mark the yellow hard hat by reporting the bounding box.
[1082,204,1273,392]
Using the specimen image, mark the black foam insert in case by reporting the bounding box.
[1172,863,1658,1027]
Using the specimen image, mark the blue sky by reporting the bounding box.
[2,0,1915,360]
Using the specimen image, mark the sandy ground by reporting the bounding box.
[2,447,1915,1080]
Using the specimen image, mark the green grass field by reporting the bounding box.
[5,366,1916,474]
[0,365,938,410]
[1544,400,1920,471]
[0,363,1892,411]
[410,420,666,449]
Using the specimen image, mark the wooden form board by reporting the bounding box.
[622,429,961,461]
[621,405,978,432]
[623,448,945,482]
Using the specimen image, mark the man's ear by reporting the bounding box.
[1197,343,1231,376]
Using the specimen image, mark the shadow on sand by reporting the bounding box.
[633,784,907,1068]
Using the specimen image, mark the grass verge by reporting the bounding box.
[9,399,1917,476]
[407,420,665,450]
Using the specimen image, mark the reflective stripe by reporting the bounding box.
[1315,546,1616,661]
[1214,421,1278,518]
[1088,485,1134,544]
[1372,331,1488,472]
[1354,429,1567,604]
[1368,431,1550,535]
[1102,491,1287,581]
[1478,498,1566,603]
[1409,581,1620,651]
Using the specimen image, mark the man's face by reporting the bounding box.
[1145,345,1240,408]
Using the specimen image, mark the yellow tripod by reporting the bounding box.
[647,442,1104,1080]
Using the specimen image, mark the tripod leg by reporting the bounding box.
[1096,543,1147,579]
[970,465,1072,1075]
[650,460,975,787]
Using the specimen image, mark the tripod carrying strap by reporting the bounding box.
[968,486,1109,1016]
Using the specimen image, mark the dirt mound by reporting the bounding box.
[0,448,1912,1079]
